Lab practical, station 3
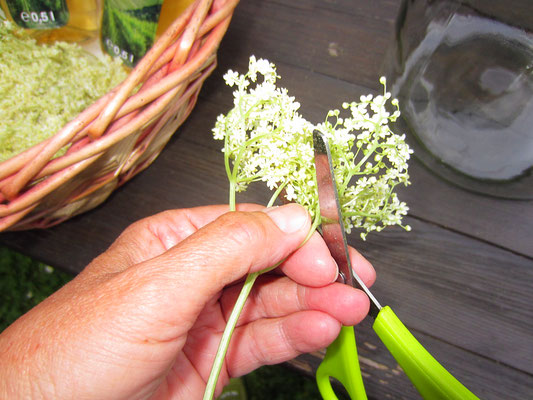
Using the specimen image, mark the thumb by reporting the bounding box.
[128,203,311,329]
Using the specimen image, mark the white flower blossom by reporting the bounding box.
[212,57,412,238]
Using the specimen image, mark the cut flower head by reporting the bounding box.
[213,56,412,239]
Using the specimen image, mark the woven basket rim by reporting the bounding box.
[0,0,239,231]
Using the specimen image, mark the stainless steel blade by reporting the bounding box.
[313,130,381,317]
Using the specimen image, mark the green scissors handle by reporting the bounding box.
[316,306,479,400]
[373,306,478,399]
[316,326,367,399]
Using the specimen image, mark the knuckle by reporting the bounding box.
[249,322,281,364]
[218,212,268,248]
[296,285,309,311]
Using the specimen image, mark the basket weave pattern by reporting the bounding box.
[0,0,238,231]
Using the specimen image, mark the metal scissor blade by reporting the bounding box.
[313,130,381,318]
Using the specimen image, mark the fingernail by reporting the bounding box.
[264,204,309,234]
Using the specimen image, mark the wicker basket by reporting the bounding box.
[0,0,238,232]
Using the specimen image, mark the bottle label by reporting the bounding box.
[101,0,164,68]
[6,0,69,29]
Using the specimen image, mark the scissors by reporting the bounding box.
[312,130,480,400]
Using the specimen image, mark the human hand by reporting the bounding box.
[0,203,375,399]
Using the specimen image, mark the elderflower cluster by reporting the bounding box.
[213,56,412,239]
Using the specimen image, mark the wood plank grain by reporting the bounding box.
[216,0,401,89]
[351,218,533,374]
[463,0,533,31]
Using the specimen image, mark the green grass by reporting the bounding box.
[243,364,322,399]
[0,246,73,332]
[0,245,322,398]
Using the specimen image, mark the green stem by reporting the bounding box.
[203,271,260,400]
[267,181,288,207]
[203,176,239,399]
[228,180,236,211]
[354,141,379,171]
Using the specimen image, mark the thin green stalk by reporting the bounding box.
[203,178,239,399]
[228,180,236,211]
[267,181,288,207]
[354,141,379,171]
[203,271,260,400]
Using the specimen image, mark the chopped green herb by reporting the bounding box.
[0,21,128,163]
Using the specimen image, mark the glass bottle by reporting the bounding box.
[100,0,195,68]
[0,0,100,44]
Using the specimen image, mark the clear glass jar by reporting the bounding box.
[385,0,533,199]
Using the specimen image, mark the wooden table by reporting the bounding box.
[2,1,532,398]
